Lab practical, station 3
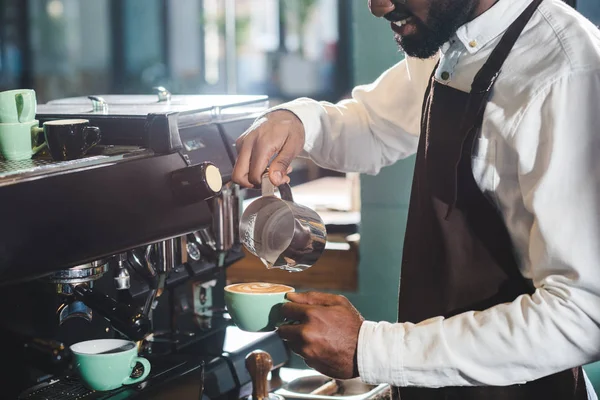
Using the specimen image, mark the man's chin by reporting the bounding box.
[394,34,441,59]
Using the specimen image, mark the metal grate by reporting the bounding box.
[18,377,97,400]
[0,146,152,187]
[0,156,105,176]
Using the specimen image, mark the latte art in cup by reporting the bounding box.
[225,282,294,294]
[224,282,295,332]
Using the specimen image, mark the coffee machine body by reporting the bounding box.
[0,92,289,399]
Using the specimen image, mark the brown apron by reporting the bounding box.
[394,0,588,398]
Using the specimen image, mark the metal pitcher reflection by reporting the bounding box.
[239,173,326,272]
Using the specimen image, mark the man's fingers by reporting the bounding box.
[269,136,303,186]
[280,302,312,322]
[287,291,348,306]
[232,110,304,187]
[247,138,278,186]
[277,324,303,345]
[232,135,256,188]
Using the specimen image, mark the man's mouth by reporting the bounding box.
[393,17,413,27]
[382,4,413,23]
[382,3,416,35]
[390,16,416,36]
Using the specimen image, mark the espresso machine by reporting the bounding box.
[0,89,289,399]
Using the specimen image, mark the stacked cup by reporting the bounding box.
[0,89,46,161]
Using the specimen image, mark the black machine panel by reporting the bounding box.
[179,123,234,180]
[0,94,269,283]
[0,92,293,400]
[217,117,260,163]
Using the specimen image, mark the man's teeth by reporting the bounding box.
[394,17,413,27]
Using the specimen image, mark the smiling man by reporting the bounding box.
[232,0,600,399]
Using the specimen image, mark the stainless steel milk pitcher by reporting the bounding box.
[239,173,326,272]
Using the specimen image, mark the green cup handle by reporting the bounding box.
[30,125,46,155]
[122,357,151,386]
[16,92,35,123]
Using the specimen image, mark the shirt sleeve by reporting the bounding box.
[357,69,600,387]
[268,56,436,175]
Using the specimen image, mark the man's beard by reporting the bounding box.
[395,0,477,59]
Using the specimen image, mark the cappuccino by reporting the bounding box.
[225,282,294,294]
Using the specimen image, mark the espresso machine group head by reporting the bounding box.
[0,90,289,399]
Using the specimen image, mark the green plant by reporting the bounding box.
[281,0,319,55]
[199,11,252,49]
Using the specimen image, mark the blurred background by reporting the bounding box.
[0,0,352,105]
[0,0,596,104]
[0,0,599,391]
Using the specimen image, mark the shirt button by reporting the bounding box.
[441,71,450,80]
[469,40,477,48]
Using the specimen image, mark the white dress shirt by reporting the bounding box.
[269,0,600,391]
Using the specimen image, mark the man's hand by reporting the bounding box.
[232,110,305,188]
[278,292,365,379]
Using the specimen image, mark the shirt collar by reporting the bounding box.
[454,0,535,54]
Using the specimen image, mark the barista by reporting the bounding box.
[232,0,600,398]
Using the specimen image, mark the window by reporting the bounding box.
[0,0,351,104]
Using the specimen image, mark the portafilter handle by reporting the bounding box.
[245,350,279,400]
[73,285,151,341]
[8,331,72,375]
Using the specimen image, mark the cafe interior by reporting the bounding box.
[0,0,599,399]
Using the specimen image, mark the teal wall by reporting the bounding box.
[339,0,415,323]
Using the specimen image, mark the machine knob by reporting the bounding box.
[88,95,108,113]
[114,266,131,290]
[245,350,283,400]
[186,241,202,261]
[153,86,172,102]
[114,253,131,290]
[171,162,223,205]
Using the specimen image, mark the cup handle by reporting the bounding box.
[16,92,34,123]
[261,171,294,202]
[122,356,151,386]
[82,126,101,152]
[30,125,47,155]
[31,141,47,155]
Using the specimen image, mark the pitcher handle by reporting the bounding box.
[261,172,294,202]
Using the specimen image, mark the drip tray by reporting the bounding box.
[0,145,152,187]
[275,370,390,400]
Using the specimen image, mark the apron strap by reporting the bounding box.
[445,0,544,219]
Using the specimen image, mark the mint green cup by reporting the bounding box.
[0,89,36,123]
[70,339,151,392]
[0,120,47,161]
[224,283,295,332]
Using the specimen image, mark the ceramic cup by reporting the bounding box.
[70,339,151,392]
[0,120,47,161]
[34,119,101,161]
[224,282,294,332]
[0,89,36,123]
